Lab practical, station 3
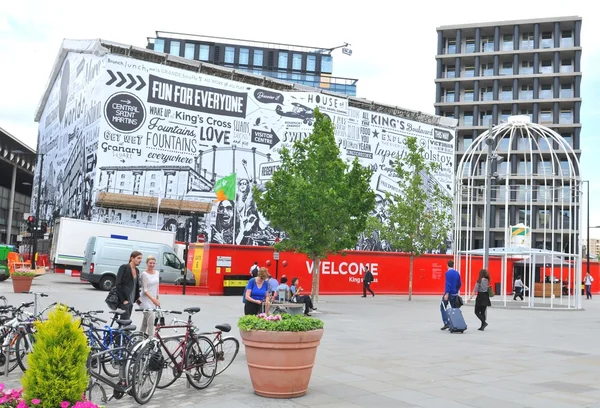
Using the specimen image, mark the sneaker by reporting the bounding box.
[361,295,366,298]
[440,325,449,330]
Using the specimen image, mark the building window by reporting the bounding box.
[560,110,573,124]
[540,60,553,74]
[184,43,195,59]
[199,45,209,61]
[518,135,532,150]
[501,62,513,76]
[150,182,156,187]
[500,110,511,123]
[499,138,512,153]
[292,53,302,70]
[154,39,165,53]
[503,34,514,50]
[541,32,553,48]
[520,108,533,120]
[321,55,332,73]
[538,161,552,175]
[224,46,235,64]
[521,60,534,74]
[447,39,456,54]
[561,133,573,147]
[481,63,493,76]
[120,182,125,187]
[120,174,126,179]
[463,137,473,150]
[501,86,512,100]
[518,209,532,225]
[239,48,249,65]
[540,84,552,99]
[463,89,474,102]
[278,52,288,69]
[560,58,573,73]
[538,209,551,228]
[481,36,494,52]
[445,90,455,102]
[540,110,552,123]
[446,65,456,78]
[465,38,476,53]
[538,137,552,151]
[463,111,474,126]
[253,49,263,66]
[560,83,573,98]
[517,185,532,201]
[306,55,316,72]
[520,85,534,100]
[464,66,475,77]
[444,112,455,119]
[559,161,570,176]
[480,110,492,126]
[169,40,181,56]
[561,30,574,48]
[481,87,493,101]
[521,32,534,49]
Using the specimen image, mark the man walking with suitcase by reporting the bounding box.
[440,260,462,330]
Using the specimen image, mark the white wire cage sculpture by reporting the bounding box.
[453,115,583,309]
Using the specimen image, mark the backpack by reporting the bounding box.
[242,278,256,303]
[251,266,259,277]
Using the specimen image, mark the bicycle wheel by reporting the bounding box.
[156,337,183,389]
[15,331,36,372]
[131,343,161,404]
[86,381,107,405]
[214,337,240,376]
[2,331,21,374]
[184,335,217,390]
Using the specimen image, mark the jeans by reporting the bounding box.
[586,285,592,299]
[363,282,374,297]
[440,294,457,325]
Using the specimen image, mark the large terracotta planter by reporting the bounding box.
[11,275,34,293]
[240,329,324,398]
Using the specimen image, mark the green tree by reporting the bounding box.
[254,108,375,302]
[22,304,90,408]
[370,136,452,300]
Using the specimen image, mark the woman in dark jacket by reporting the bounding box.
[469,268,491,331]
[116,250,143,319]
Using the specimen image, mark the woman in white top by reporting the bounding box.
[140,255,161,337]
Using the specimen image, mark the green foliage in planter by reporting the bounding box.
[21,304,90,408]
[238,313,324,332]
[11,271,36,277]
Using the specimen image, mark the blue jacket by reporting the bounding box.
[444,268,462,295]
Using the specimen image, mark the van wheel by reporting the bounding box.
[99,276,115,291]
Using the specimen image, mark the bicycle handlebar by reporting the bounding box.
[135,308,183,314]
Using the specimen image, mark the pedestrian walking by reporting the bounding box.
[115,250,142,320]
[585,271,594,299]
[361,266,375,297]
[249,261,259,277]
[469,269,491,331]
[513,275,525,301]
[440,260,462,330]
[139,255,160,337]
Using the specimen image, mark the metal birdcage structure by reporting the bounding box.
[453,115,582,309]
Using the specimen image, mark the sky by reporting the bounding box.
[1,0,599,236]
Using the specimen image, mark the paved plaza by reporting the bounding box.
[1,273,600,407]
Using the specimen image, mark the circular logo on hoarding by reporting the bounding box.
[104,91,146,133]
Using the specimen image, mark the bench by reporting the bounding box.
[270,302,305,316]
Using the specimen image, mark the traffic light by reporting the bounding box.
[26,215,35,233]
[41,222,48,234]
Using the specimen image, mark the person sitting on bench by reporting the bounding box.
[276,276,291,302]
[290,277,317,316]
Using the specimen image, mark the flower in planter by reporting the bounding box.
[0,385,102,407]
[238,313,324,332]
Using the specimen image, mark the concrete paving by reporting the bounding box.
[1,273,600,407]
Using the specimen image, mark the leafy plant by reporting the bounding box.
[238,313,324,332]
[367,136,452,300]
[11,271,36,277]
[0,384,101,407]
[21,304,90,408]
[254,108,375,302]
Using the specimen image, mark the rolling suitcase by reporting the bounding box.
[443,301,467,333]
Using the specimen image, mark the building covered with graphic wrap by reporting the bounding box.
[34,39,457,249]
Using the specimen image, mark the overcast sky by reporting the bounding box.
[1,1,599,236]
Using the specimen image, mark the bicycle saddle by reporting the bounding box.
[109,309,127,316]
[215,323,231,333]
[184,307,201,314]
[121,325,137,331]
[116,319,132,326]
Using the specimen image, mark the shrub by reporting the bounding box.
[21,304,90,408]
[11,271,36,277]
[238,313,324,332]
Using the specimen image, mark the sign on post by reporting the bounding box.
[274,252,280,260]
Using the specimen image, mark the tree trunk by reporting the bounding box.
[408,253,414,301]
[311,257,320,303]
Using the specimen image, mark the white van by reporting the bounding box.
[80,236,195,291]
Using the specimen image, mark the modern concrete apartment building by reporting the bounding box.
[435,16,583,252]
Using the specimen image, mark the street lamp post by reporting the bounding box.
[583,180,590,279]
[31,153,44,270]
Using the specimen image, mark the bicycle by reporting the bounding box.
[187,323,239,376]
[134,307,217,399]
